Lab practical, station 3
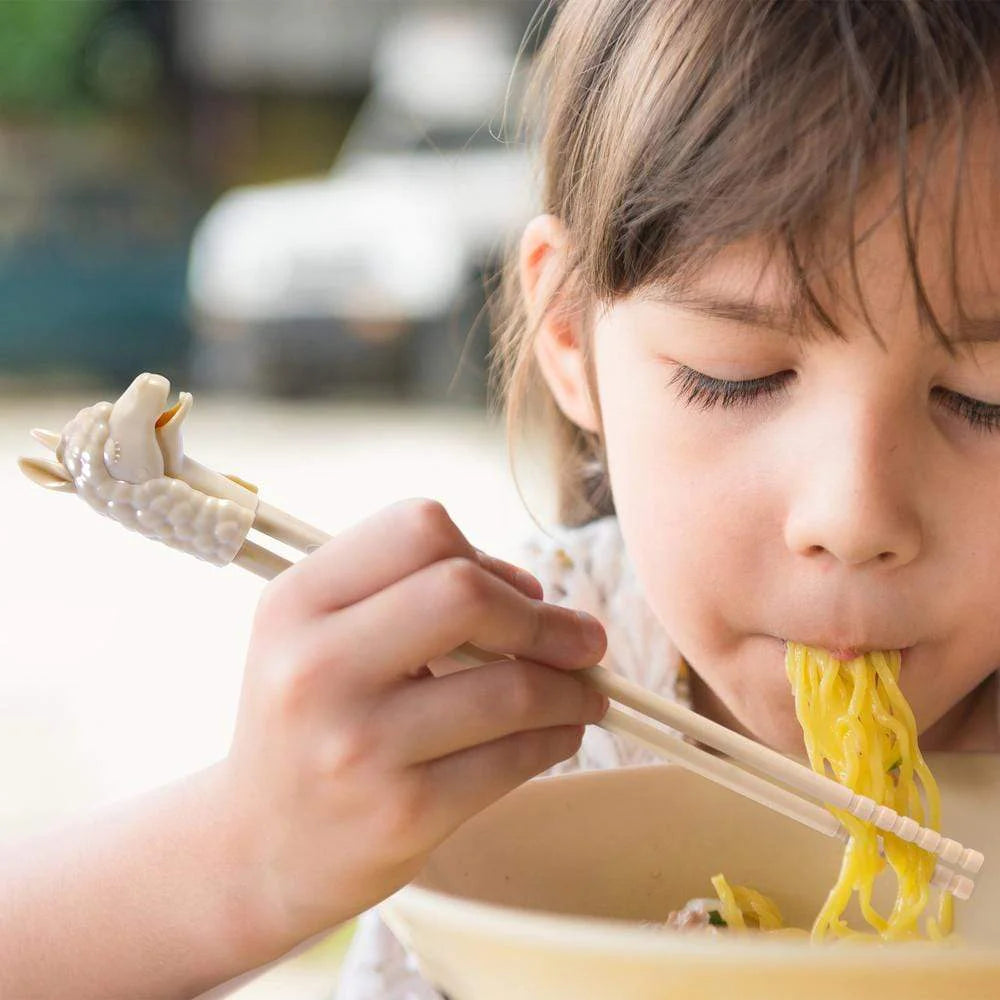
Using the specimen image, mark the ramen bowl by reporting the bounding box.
[380,753,1000,1000]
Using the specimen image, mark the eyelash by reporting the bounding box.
[669,366,1000,434]
[931,386,1000,434]
[668,366,795,410]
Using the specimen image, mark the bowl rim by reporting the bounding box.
[383,883,1000,969]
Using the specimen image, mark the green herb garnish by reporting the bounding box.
[708,910,727,927]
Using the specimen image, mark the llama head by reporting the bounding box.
[104,372,192,483]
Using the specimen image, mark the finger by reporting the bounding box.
[472,548,543,600]
[417,724,588,842]
[380,658,609,764]
[266,499,471,623]
[303,557,607,687]
[258,498,479,625]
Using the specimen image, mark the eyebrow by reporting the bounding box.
[643,289,798,333]
[646,289,1000,344]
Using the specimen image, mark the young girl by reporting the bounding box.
[336,0,1000,995]
[5,1,1000,998]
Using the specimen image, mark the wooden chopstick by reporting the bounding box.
[580,663,983,874]
[441,646,840,834]
[231,509,980,895]
[444,645,975,902]
[597,706,973,900]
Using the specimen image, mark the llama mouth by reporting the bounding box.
[156,400,184,428]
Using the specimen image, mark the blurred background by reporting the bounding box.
[1,2,557,996]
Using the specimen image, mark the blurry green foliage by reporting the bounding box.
[0,0,105,111]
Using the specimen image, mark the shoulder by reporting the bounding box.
[515,515,627,610]
[513,517,691,773]
[514,518,662,664]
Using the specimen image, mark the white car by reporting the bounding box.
[186,8,539,399]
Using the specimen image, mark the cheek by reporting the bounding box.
[596,357,779,651]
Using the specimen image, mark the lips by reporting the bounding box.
[777,636,912,663]
[828,647,868,662]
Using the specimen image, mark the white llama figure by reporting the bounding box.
[18,372,259,566]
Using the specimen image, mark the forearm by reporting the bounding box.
[0,761,277,1000]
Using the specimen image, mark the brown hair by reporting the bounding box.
[488,0,1000,528]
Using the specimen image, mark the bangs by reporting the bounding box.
[545,0,1000,348]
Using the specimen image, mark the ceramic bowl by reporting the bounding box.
[381,753,1000,1000]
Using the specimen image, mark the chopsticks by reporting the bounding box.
[233,509,981,901]
[20,388,983,902]
[448,649,977,901]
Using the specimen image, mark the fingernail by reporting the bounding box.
[576,609,605,641]
[516,568,543,595]
[591,692,610,719]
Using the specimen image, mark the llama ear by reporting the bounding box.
[18,457,76,493]
[30,428,61,453]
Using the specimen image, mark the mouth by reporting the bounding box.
[827,647,893,663]
[774,636,913,663]
[155,401,183,429]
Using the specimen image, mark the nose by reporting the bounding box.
[783,400,923,570]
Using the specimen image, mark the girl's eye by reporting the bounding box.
[668,365,796,410]
[932,386,1000,434]
[668,368,1000,431]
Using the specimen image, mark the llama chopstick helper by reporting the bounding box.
[18,371,327,578]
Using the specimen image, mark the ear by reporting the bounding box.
[519,214,600,433]
[18,457,76,493]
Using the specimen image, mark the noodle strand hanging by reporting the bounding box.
[674,645,953,940]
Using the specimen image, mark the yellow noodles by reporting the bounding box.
[710,872,747,929]
[710,873,784,930]
[705,645,952,941]
[787,643,951,941]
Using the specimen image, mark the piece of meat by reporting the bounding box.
[663,906,714,930]
[642,897,725,933]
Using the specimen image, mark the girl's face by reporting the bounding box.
[526,120,1000,753]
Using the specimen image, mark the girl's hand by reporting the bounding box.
[223,498,608,957]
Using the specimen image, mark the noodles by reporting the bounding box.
[710,872,747,929]
[785,643,952,942]
[678,645,953,941]
[710,874,784,930]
